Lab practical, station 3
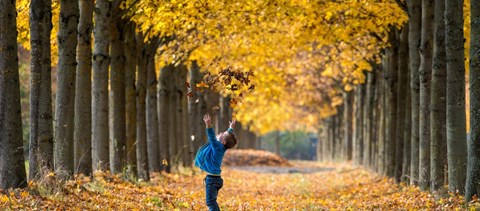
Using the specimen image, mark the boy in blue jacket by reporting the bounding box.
[194,114,237,211]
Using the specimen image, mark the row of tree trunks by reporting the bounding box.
[319,0,480,202]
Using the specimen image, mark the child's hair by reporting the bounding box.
[224,132,237,149]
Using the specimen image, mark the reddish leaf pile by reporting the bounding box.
[223,149,292,167]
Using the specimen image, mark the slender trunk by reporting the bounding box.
[146,45,160,172]
[330,115,336,161]
[430,0,447,192]
[465,0,480,201]
[322,120,329,161]
[386,30,399,178]
[124,23,137,179]
[74,0,94,176]
[158,64,173,173]
[179,66,191,166]
[219,96,232,132]
[29,0,54,179]
[403,50,412,184]
[170,69,179,166]
[274,131,281,155]
[336,105,344,161]
[343,91,354,161]
[189,61,206,158]
[136,34,149,180]
[0,0,27,188]
[395,26,408,183]
[54,0,79,177]
[419,0,434,191]
[364,72,375,167]
[109,17,126,174]
[377,67,387,174]
[445,0,467,194]
[354,86,364,165]
[92,0,111,171]
[408,0,422,186]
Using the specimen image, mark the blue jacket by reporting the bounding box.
[194,127,226,175]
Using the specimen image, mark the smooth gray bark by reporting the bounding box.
[353,85,364,165]
[74,0,94,176]
[29,0,54,180]
[395,26,408,183]
[158,64,173,173]
[465,0,480,201]
[386,33,398,178]
[364,72,375,167]
[136,34,149,180]
[188,61,207,159]
[146,45,160,172]
[408,0,422,186]
[92,0,111,171]
[418,0,434,191]
[124,23,137,179]
[0,0,27,188]
[109,17,126,174]
[54,0,79,177]
[343,91,354,161]
[445,0,467,194]
[429,0,446,192]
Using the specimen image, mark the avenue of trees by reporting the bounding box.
[0,0,479,203]
[317,0,480,201]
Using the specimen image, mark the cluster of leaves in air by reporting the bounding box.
[1,157,476,210]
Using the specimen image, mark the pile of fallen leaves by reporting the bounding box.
[223,149,292,167]
[1,161,477,210]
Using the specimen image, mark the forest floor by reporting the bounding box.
[0,152,476,210]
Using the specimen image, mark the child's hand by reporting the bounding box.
[229,119,236,128]
[203,114,212,128]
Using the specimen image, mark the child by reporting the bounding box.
[194,114,238,211]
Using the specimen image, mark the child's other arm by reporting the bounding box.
[203,114,217,143]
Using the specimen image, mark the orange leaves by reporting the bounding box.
[223,149,292,167]
[0,161,475,210]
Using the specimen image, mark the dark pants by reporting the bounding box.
[204,175,223,211]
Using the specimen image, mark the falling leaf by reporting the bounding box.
[195,99,199,103]
[213,106,220,110]
[196,82,209,88]
[185,82,190,88]
[186,91,193,97]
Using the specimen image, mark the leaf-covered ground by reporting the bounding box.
[1,160,475,210]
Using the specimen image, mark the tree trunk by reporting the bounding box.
[158,64,173,173]
[136,34,149,181]
[418,0,434,191]
[54,0,79,177]
[445,0,468,194]
[364,72,375,167]
[408,0,422,186]
[465,0,480,201]
[169,68,179,166]
[188,61,207,158]
[430,0,447,192]
[274,131,281,155]
[219,96,232,132]
[124,22,137,179]
[179,66,191,166]
[109,16,126,174]
[0,0,27,188]
[403,45,412,184]
[343,91,354,161]
[377,66,387,174]
[92,0,111,171]
[385,30,398,178]
[336,105,344,162]
[29,0,54,180]
[146,44,160,172]
[395,26,408,183]
[322,120,329,161]
[74,0,94,176]
[353,85,364,165]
